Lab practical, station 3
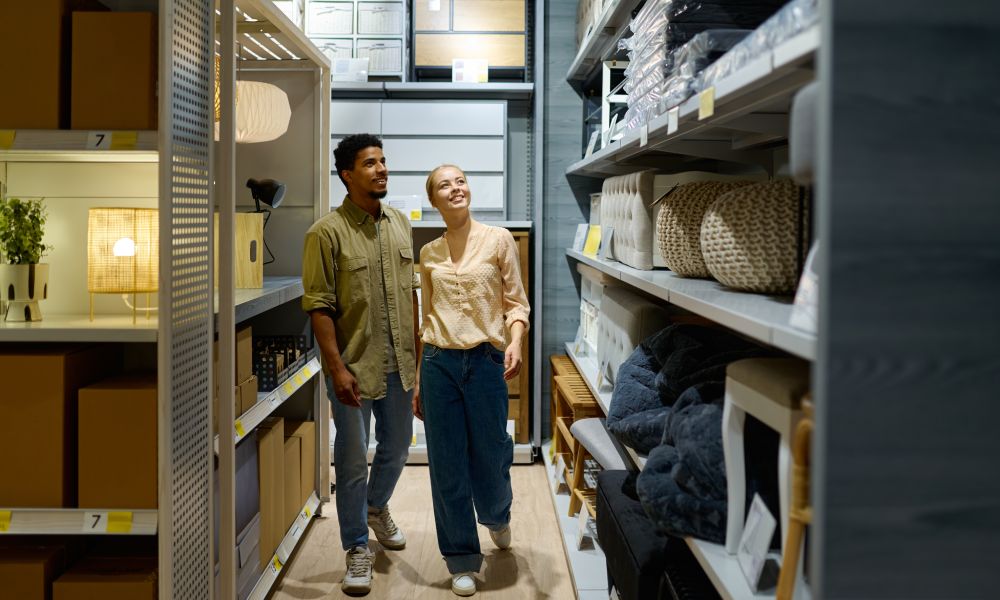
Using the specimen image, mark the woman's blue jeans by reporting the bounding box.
[421,342,514,574]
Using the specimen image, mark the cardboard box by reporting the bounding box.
[214,213,265,289]
[237,325,253,385]
[0,0,105,129]
[283,436,302,530]
[53,557,156,600]
[212,430,260,564]
[78,373,158,509]
[256,417,285,568]
[0,546,66,600]
[284,421,316,507]
[0,345,120,507]
[71,12,157,130]
[239,375,259,414]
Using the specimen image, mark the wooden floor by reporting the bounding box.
[271,464,577,600]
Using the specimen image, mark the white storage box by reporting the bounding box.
[357,38,403,73]
[308,1,354,35]
[317,38,353,61]
[358,2,405,35]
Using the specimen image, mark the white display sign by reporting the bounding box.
[572,223,589,252]
[738,494,778,592]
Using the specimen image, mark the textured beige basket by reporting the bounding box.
[700,180,811,294]
[655,181,753,278]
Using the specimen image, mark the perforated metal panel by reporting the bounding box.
[159,1,215,598]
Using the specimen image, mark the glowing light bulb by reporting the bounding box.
[113,237,136,257]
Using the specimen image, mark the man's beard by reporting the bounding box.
[369,189,388,200]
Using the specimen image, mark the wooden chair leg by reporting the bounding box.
[777,410,813,600]
[568,447,587,516]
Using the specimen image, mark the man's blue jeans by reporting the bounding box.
[328,370,413,550]
[421,343,514,574]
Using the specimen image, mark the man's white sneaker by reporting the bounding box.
[489,525,512,550]
[367,505,406,550]
[342,546,374,595]
[451,572,477,596]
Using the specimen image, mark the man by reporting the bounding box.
[302,134,420,595]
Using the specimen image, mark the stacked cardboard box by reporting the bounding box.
[0,546,67,600]
[256,417,285,568]
[284,421,317,509]
[214,325,259,434]
[53,557,157,600]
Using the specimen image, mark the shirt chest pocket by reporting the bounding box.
[336,256,370,304]
[398,247,413,291]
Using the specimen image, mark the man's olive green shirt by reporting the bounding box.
[302,198,419,399]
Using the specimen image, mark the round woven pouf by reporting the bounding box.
[700,179,811,294]
[655,181,752,278]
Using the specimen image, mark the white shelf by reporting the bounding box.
[0,130,159,162]
[228,277,305,324]
[215,357,322,453]
[563,342,647,470]
[0,314,158,343]
[246,492,321,600]
[686,537,811,600]
[566,249,815,360]
[566,0,641,83]
[0,508,157,535]
[411,220,532,229]
[541,441,609,596]
[567,26,820,177]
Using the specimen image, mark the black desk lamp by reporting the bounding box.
[247,178,286,265]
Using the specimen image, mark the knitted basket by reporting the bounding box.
[700,180,811,294]
[655,181,753,278]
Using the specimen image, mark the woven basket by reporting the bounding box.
[700,180,811,294]
[655,181,753,278]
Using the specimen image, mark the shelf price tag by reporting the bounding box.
[667,108,679,134]
[0,510,11,533]
[269,555,283,576]
[107,512,133,534]
[0,130,15,150]
[282,381,294,396]
[86,131,138,150]
[86,131,113,150]
[235,420,246,439]
[302,506,312,519]
[293,373,304,386]
[699,87,716,120]
[302,365,312,378]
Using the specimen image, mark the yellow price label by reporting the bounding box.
[303,366,312,378]
[0,510,11,532]
[303,506,311,519]
[110,131,138,150]
[272,555,283,572]
[235,420,246,437]
[283,381,294,395]
[293,373,304,386]
[410,210,422,221]
[0,130,15,149]
[107,511,133,534]
[698,87,716,120]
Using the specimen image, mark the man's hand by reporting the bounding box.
[412,381,423,420]
[503,341,522,381]
[331,365,362,407]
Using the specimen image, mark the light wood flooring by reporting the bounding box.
[270,464,577,600]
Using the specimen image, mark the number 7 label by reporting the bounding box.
[86,131,111,150]
[83,512,108,532]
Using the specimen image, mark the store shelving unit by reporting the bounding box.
[246,492,321,600]
[566,0,640,85]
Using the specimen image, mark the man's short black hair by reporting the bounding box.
[334,134,383,188]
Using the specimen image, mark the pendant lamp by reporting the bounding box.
[214,56,291,143]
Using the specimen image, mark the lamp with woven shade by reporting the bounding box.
[214,55,291,144]
[87,208,158,323]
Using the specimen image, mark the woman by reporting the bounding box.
[414,164,530,596]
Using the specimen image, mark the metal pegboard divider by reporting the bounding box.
[158,1,216,599]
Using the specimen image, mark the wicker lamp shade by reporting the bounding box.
[700,180,811,294]
[87,208,159,294]
[213,56,291,143]
[655,181,753,278]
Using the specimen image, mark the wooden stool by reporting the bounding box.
[549,355,577,457]
[554,375,601,516]
[777,396,813,600]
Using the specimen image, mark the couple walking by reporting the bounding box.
[301,134,530,596]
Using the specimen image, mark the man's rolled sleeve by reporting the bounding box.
[301,229,338,313]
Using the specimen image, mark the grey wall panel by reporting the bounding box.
[816,2,1000,597]
[330,100,382,135]
[391,173,505,210]
[382,101,505,136]
[506,100,532,221]
[541,0,587,435]
[383,138,505,171]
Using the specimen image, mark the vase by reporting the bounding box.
[0,263,50,322]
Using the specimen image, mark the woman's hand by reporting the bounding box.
[412,381,423,420]
[503,341,522,381]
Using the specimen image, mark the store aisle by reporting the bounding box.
[271,464,576,599]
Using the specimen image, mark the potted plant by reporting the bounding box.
[0,197,50,321]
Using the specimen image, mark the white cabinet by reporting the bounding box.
[391,173,505,210]
[330,100,381,135]
[381,101,505,136]
[383,138,505,172]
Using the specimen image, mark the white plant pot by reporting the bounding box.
[0,263,49,322]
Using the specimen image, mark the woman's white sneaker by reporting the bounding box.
[489,525,512,550]
[367,505,406,549]
[451,572,477,596]
[342,546,374,595]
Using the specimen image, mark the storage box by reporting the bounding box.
[53,557,156,600]
[284,420,316,506]
[71,12,157,130]
[239,374,259,414]
[78,373,158,509]
[414,34,525,68]
[0,546,66,600]
[256,417,285,568]
[214,213,264,289]
[213,430,260,565]
[237,325,253,384]
[0,345,120,507]
[283,436,302,530]
[0,0,106,129]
